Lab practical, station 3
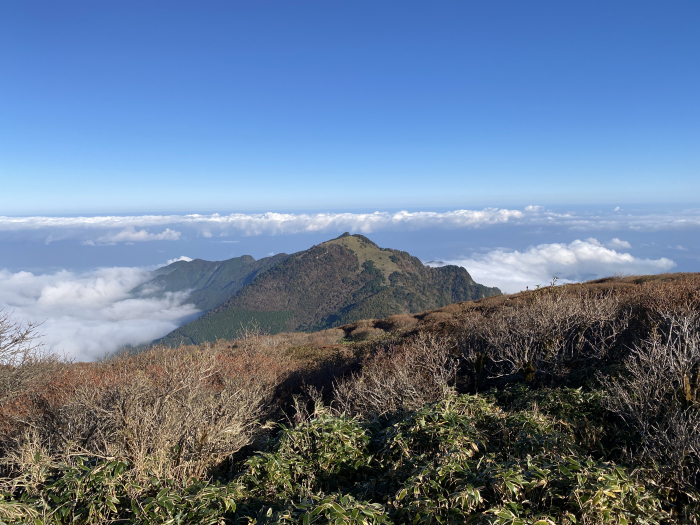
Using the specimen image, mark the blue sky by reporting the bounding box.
[1,2,699,359]
[2,1,698,214]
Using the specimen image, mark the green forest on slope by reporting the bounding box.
[158,234,500,346]
[131,253,288,311]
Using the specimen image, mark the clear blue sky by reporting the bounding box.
[1,1,698,214]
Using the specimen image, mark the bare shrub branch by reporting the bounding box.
[602,306,700,487]
[0,311,62,405]
[333,332,457,417]
[2,340,280,484]
[461,289,630,385]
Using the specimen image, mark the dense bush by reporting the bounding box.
[602,303,700,489]
[456,287,631,388]
[0,333,286,485]
[333,332,458,416]
[1,456,242,524]
[4,391,692,523]
[243,408,371,501]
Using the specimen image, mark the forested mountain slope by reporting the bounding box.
[159,233,500,346]
[131,253,288,311]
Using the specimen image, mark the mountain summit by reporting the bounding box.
[157,234,500,346]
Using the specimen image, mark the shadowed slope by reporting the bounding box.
[131,253,288,311]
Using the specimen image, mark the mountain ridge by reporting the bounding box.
[131,253,288,311]
[157,233,500,346]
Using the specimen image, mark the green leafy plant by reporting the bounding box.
[244,409,371,501]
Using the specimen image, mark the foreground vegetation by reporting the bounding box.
[1,273,699,523]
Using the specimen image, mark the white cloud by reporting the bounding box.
[0,267,199,361]
[0,209,523,232]
[83,227,181,245]
[606,238,632,249]
[431,239,676,293]
[585,238,633,249]
[166,256,193,265]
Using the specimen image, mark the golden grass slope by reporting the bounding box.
[322,234,400,280]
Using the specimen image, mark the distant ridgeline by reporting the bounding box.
[131,253,288,311]
[137,234,501,346]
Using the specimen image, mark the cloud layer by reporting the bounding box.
[0,208,524,242]
[431,239,676,293]
[0,267,199,361]
[2,206,700,245]
[82,227,182,245]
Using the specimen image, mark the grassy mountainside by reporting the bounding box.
[2,273,700,523]
[131,253,288,311]
[160,233,500,345]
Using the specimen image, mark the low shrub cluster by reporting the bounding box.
[0,273,699,523]
[333,332,457,416]
[3,388,695,523]
[0,329,289,485]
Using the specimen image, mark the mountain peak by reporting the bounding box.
[157,234,500,346]
[328,232,377,245]
[322,233,395,279]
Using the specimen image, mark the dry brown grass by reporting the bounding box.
[420,311,454,324]
[0,329,291,484]
[268,328,345,348]
[336,319,382,342]
[348,327,385,342]
[374,313,418,332]
[340,317,419,342]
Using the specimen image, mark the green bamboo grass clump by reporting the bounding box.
[2,390,694,524]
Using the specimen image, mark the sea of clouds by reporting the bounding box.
[2,205,700,246]
[0,266,199,361]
